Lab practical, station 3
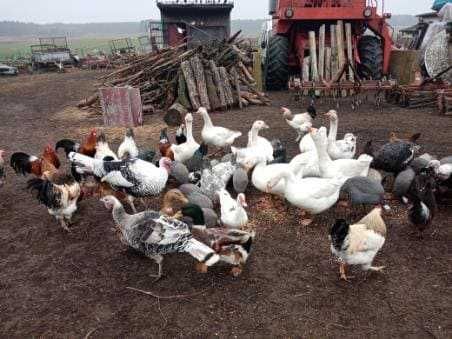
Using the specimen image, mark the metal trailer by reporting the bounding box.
[30,37,74,72]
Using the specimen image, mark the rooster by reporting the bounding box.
[27,173,81,231]
[10,145,61,178]
[94,131,118,161]
[0,150,6,187]
[55,128,98,158]
[159,128,175,160]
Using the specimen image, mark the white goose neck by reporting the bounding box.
[200,111,213,128]
[328,118,338,142]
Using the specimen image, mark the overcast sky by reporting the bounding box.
[0,0,434,23]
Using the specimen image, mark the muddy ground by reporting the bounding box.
[0,71,451,338]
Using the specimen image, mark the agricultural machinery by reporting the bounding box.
[261,0,394,90]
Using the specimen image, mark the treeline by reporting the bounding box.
[1,16,416,39]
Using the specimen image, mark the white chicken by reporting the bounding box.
[282,105,317,142]
[330,208,387,281]
[218,189,248,229]
[118,128,139,159]
[95,131,118,161]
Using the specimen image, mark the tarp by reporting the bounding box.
[432,0,452,11]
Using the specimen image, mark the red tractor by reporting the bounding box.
[262,0,393,90]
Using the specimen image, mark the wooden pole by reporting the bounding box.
[302,56,310,96]
[209,60,227,109]
[253,51,263,92]
[345,22,354,81]
[219,66,234,106]
[336,20,346,96]
[330,24,338,78]
[309,31,319,82]
[319,24,325,81]
[325,47,331,81]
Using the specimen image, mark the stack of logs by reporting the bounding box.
[78,33,269,124]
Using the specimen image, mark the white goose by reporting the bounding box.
[171,113,200,163]
[311,127,372,179]
[325,110,357,160]
[197,107,241,148]
[266,167,346,225]
[233,120,273,170]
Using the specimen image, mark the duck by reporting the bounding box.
[161,189,218,227]
[175,203,255,277]
[324,110,357,160]
[266,167,346,225]
[218,189,248,229]
[171,113,200,163]
[406,168,437,235]
[311,127,372,179]
[329,207,387,281]
[118,128,139,160]
[197,107,242,149]
[281,105,317,142]
[101,195,220,282]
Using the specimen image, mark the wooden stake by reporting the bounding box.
[231,66,243,109]
[309,31,319,82]
[336,20,347,96]
[253,51,263,92]
[319,24,325,81]
[330,24,338,78]
[325,47,332,81]
[345,22,354,81]
[190,55,211,110]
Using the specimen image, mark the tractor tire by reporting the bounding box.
[358,36,383,80]
[265,35,289,91]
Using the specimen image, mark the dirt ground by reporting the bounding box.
[1,71,451,338]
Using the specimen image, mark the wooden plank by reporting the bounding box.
[190,55,211,110]
[302,56,310,82]
[99,87,143,127]
[336,20,345,77]
[181,60,200,110]
[209,60,227,109]
[231,66,243,109]
[318,24,325,80]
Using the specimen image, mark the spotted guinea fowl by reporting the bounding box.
[101,195,220,282]
[330,207,387,281]
[232,167,249,194]
[340,176,388,215]
[175,203,255,277]
[69,152,171,212]
[406,168,437,236]
[366,134,421,175]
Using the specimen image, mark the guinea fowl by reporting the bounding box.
[367,134,421,174]
[176,203,255,277]
[101,195,220,282]
[406,168,437,236]
[281,105,317,142]
[185,143,209,173]
[69,152,172,212]
[27,173,81,231]
[330,207,387,281]
[232,167,249,194]
[0,150,6,187]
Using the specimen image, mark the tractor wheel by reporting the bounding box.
[265,35,289,91]
[358,36,383,80]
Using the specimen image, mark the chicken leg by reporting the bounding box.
[149,255,163,283]
[339,262,353,281]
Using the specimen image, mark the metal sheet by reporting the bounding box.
[99,87,143,127]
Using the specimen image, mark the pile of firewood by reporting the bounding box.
[78,33,269,124]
